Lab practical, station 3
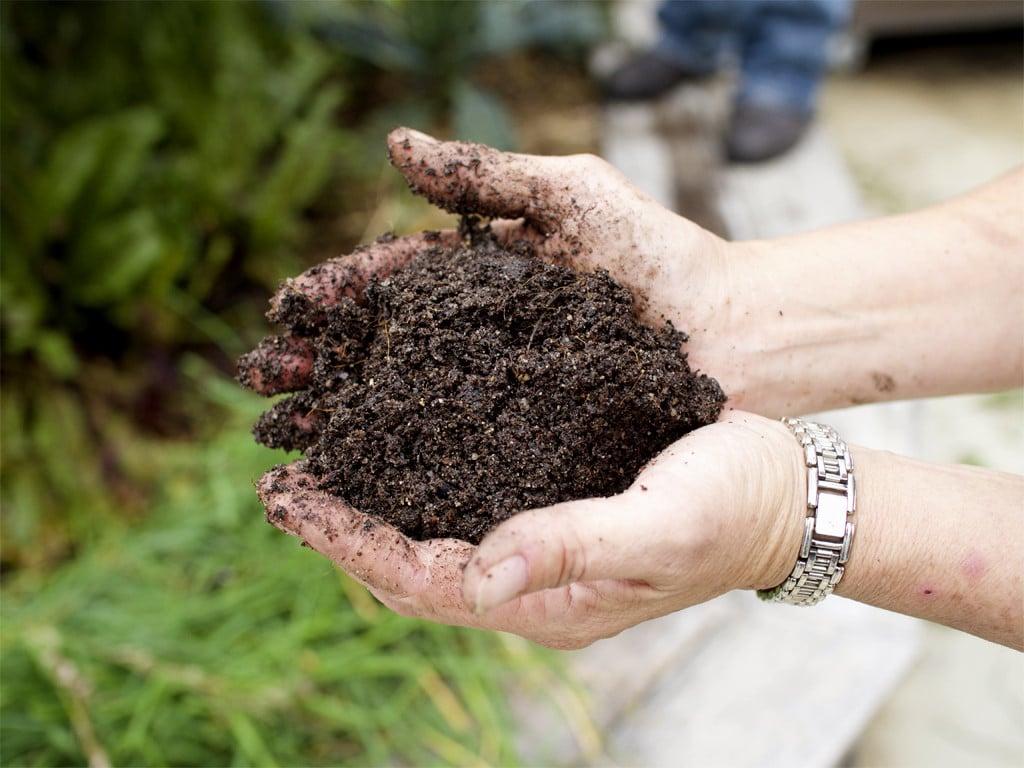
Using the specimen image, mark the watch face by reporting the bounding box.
[814,489,848,539]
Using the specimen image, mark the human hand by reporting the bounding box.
[384,127,730,330]
[257,412,804,650]
[239,127,790,649]
[236,124,739,512]
[385,128,761,412]
[239,126,737,407]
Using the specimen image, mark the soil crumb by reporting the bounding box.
[251,230,724,544]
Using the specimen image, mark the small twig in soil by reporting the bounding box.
[618,368,647,406]
[525,285,574,351]
[379,319,392,361]
[305,407,337,418]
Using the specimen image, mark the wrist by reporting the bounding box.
[758,418,858,604]
[682,240,789,417]
[644,217,731,331]
[714,412,808,592]
[701,236,887,417]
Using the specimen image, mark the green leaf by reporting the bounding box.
[33,122,105,223]
[288,2,427,72]
[90,108,165,214]
[451,81,516,151]
[36,108,164,225]
[0,258,48,354]
[35,330,79,380]
[249,85,345,246]
[478,0,607,55]
[72,209,166,306]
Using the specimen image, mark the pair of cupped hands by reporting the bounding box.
[241,128,804,649]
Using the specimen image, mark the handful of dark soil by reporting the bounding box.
[251,233,724,544]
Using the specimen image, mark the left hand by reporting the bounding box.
[258,412,803,650]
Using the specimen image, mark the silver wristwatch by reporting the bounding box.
[758,417,856,606]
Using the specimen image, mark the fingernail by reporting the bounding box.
[264,502,296,534]
[402,127,440,145]
[474,555,528,614]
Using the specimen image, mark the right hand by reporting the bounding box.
[256,412,805,650]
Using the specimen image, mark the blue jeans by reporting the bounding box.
[654,0,852,114]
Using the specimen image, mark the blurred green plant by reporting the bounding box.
[0,0,362,567]
[1,0,353,370]
[1,362,559,766]
[0,0,606,569]
[0,3,606,764]
[0,2,605,763]
[279,0,606,150]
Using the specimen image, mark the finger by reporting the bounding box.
[260,466,668,646]
[237,335,314,395]
[267,230,463,329]
[252,393,328,452]
[257,463,471,603]
[462,494,654,614]
[259,463,421,593]
[386,127,569,235]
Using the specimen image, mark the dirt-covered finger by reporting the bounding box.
[252,392,329,452]
[237,335,314,395]
[258,464,451,597]
[386,127,567,235]
[267,230,463,330]
[363,536,481,623]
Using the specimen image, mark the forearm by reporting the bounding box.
[692,169,1024,416]
[834,448,1024,649]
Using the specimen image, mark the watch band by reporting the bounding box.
[757,417,856,606]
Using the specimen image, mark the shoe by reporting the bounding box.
[725,103,812,163]
[601,51,710,102]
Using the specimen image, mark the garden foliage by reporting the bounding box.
[0,373,541,766]
[0,1,604,763]
[281,0,604,150]
[1,0,357,567]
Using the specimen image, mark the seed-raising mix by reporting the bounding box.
[245,230,725,544]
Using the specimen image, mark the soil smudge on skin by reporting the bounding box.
[250,230,724,544]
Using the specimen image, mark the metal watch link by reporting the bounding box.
[757,417,856,606]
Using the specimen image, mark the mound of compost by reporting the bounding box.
[249,232,725,544]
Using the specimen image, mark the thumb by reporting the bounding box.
[386,126,566,234]
[462,495,647,614]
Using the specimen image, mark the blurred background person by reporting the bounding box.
[601,0,853,162]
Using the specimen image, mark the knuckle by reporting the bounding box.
[535,634,592,651]
[379,592,419,618]
[570,152,604,171]
[551,522,589,587]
